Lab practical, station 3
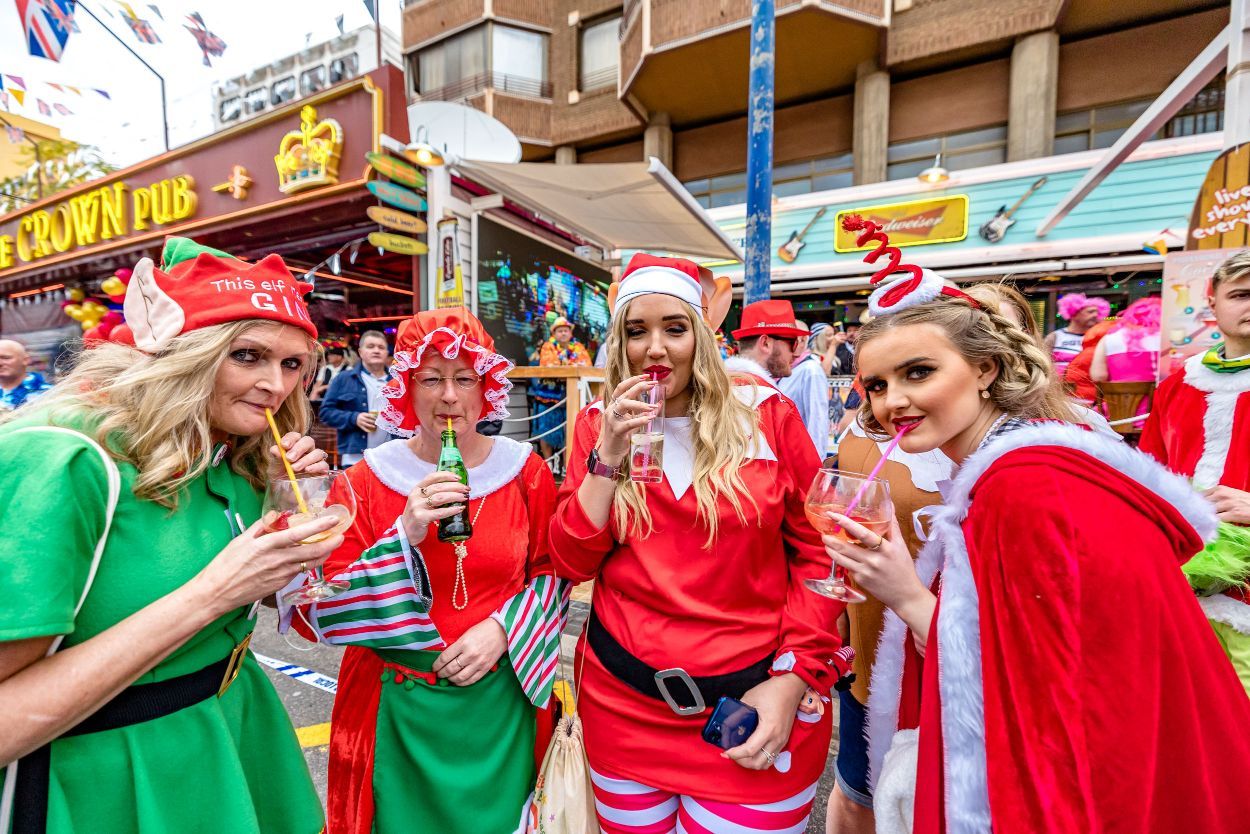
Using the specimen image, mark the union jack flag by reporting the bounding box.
[117,2,160,44]
[184,11,226,67]
[16,0,76,61]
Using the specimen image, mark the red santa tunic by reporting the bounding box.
[1140,351,1250,626]
[548,383,843,802]
[867,422,1250,834]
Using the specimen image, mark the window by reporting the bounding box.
[491,26,549,96]
[243,87,267,115]
[580,15,620,91]
[417,26,488,97]
[1053,99,1151,155]
[1164,76,1224,139]
[682,153,854,207]
[886,125,1007,180]
[329,54,360,84]
[416,24,549,100]
[219,96,241,123]
[270,76,297,106]
[299,66,328,96]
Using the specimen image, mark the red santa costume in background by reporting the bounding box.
[833,217,1250,834]
[548,254,850,833]
[1140,344,1250,693]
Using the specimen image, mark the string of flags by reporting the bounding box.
[16,1,230,66]
[0,73,110,120]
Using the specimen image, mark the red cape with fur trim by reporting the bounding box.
[869,425,1250,834]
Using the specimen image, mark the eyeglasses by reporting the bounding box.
[414,373,482,390]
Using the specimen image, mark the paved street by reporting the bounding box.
[251,590,840,833]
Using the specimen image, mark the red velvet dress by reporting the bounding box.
[548,385,845,802]
[870,424,1250,833]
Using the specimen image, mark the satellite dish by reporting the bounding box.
[406,101,522,164]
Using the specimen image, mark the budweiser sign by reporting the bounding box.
[835,195,968,252]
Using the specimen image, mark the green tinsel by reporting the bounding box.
[1183,522,1250,595]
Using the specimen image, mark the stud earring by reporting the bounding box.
[980,389,990,399]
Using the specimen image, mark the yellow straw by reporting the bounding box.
[265,407,309,514]
[446,417,452,432]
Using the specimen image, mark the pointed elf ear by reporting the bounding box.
[124,257,186,352]
[699,266,733,331]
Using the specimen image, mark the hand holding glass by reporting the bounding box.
[264,470,357,605]
[629,378,665,483]
[804,469,893,603]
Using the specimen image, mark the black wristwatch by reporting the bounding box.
[587,447,623,480]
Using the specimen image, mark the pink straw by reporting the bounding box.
[844,423,914,516]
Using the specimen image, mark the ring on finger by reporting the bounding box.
[420,486,428,497]
[426,496,435,509]
[866,536,883,551]
[761,748,776,765]
[299,561,308,573]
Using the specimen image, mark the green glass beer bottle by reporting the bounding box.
[437,417,472,543]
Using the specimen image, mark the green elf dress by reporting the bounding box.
[0,412,323,834]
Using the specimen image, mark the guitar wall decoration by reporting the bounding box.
[778,207,828,263]
[979,176,1048,243]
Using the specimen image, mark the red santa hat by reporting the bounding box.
[608,252,732,330]
[118,237,316,351]
[840,215,982,316]
[378,308,514,437]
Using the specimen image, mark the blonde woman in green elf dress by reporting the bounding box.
[0,239,337,834]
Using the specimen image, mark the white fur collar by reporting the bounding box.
[362,435,531,499]
[724,355,777,387]
[586,385,779,499]
[1182,351,1250,394]
[866,422,1217,832]
[1199,594,1250,636]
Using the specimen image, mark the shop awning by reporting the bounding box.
[453,157,743,261]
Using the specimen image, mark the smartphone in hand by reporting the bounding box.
[701,696,759,750]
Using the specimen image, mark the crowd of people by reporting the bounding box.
[0,231,1248,834]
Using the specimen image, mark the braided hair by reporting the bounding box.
[856,298,1077,439]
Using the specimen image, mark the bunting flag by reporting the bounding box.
[10,89,26,107]
[6,126,23,143]
[184,12,226,67]
[47,82,63,92]
[93,88,110,99]
[362,0,377,21]
[17,0,75,61]
[52,102,71,115]
[4,76,26,90]
[37,98,51,116]
[117,2,161,44]
[146,3,163,20]
[38,0,79,34]
[335,14,344,35]
[65,85,80,95]
[0,90,8,110]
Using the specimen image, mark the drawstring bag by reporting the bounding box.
[527,605,600,834]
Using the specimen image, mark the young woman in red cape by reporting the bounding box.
[821,217,1250,834]
[549,254,852,834]
[287,309,566,834]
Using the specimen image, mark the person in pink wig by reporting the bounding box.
[1045,293,1110,376]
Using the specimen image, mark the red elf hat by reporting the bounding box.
[122,237,316,352]
[378,308,515,437]
[840,215,981,316]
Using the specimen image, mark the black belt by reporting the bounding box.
[586,610,772,716]
[12,636,251,834]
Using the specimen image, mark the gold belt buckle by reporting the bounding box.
[218,633,253,698]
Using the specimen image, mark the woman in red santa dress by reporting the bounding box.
[549,254,851,834]
[286,309,567,834]
[820,216,1250,834]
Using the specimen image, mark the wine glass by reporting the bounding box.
[264,470,357,605]
[803,469,893,603]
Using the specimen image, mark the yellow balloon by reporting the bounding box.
[83,301,107,315]
[64,306,86,322]
[100,277,126,297]
[67,288,85,302]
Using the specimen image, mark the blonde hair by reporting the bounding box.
[964,281,1041,342]
[11,321,319,508]
[855,299,1077,438]
[1213,250,1250,292]
[604,302,760,547]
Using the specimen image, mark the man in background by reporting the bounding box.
[320,331,392,467]
[779,321,832,458]
[0,339,52,412]
[725,299,806,387]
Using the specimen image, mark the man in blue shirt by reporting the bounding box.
[0,340,52,412]
[319,331,392,466]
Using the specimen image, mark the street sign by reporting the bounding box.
[367,205,428,235]
[365,151,426,190]
[367,181,427,212]
[368,231,429,256]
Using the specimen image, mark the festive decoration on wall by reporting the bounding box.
[211,165,253,201]
[274,105,343,195]
[184,12,226,67]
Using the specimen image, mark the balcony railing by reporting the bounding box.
[418,71,552,102]
[579,65,618,92]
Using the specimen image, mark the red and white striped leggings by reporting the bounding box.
[589,765,818,834]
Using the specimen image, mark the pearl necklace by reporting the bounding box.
[450,496,488,611]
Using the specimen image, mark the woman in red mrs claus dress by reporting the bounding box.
[822,217,1250,834]
[549,254,853,834]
